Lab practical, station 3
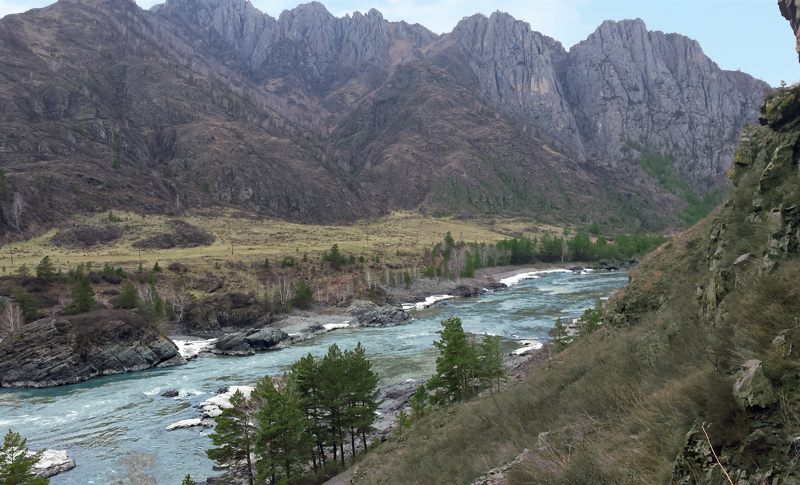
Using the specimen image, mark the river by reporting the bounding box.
[1,270,627,484]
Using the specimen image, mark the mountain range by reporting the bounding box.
[0,0,771,235]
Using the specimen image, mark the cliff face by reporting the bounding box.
[0,0,771,234]
[562,19,768,190]
[0,310,186,387]
[449,13,586,160]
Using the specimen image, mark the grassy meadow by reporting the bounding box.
[0,210,563,292]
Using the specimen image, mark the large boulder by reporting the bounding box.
[0,310,186,388]
[347,300,411,327]
[211,327,289,356]
[733,360,777,409]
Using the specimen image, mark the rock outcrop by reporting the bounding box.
[562,19,768,190]
[347,300,411,327]
[211,327,289,356]
[0,310,186,388]
[733,360,777,408]
[780,0,800,61]
[32,450,76,478]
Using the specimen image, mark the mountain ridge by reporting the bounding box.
[0,0,770,237]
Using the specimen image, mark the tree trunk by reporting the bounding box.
[350,429,356,457]
[361,431,368,452]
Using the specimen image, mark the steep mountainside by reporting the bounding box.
[350,7,800,484]
[0,0,769,237]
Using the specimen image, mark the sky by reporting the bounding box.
[0,0,795,87]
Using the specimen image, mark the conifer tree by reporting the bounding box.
[35,257,55,283]
[343,343,380,453]
[289,354,327,470]
[206,390,256,485]
[66,276,96,315]
[548,317,571,352]
[253,375,310,485]
[292,278,313,310]
[318,344,347,465]
[477,334,506,394]
[11,287,39,323]
[0,429,49,485]
[118,281,137,310]
[427,317,478,405]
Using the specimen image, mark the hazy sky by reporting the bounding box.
[0,0,795,87]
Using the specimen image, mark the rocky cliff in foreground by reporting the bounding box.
[0,310,185,387]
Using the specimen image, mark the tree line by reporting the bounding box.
[206,342,380,485]
[424,231,668,280]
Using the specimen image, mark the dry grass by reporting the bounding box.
[0,210,562,291]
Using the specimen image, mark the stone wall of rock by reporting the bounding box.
[0,311,186,388]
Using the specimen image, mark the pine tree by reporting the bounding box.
[427,317,478,405]
[477,335,506,394]
[180,475,195,485]
[318,344,347,465]
[253,375,311,485]
[66,276,96,315]
[11,287,39,323]
[206,390,256,485]
[409,385,428,419]
[289,354,327,470]
[118,281,137,310]
[292,278,313,310]
[35,257,55,283]
[548,317,571,352]
[343,343,380,454]
[0,430,49,485]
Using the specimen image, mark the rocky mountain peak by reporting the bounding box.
[780,0,800,61]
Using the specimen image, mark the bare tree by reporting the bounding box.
[0,302,23,337]
[275,277,293,308]
[448,247,468,281]
[10,192,25,232]
[170,283,190,322]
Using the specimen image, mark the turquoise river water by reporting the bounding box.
[0,270,628,484]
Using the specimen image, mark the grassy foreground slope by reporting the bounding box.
[350,89,800,484]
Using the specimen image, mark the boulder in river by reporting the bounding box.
[347,300,411,327]
[210,327,289,356]
[0,310,186,388]
[32,449,76,478]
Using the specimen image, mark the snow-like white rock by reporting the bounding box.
[166,418,206,431]
[402,295,456,311]
[500,269,572,287]
[173,338,218,360]
[323,322,350,331]
[200,386,254,418]
[513,339,544,355]
[33,449,76,478]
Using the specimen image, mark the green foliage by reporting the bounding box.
[66,276,96,315]
[477,334,506,394]
[180,475,195,485]
[323,244,347,270]
[12,287,39,323]
[409,385,428,419]
[263,258,270,268]
[35,257,55,283]
[0,430,49,485]
[118,281,137,310]
[577,302,604,338]
[254,375,310,485]
[15,265,29,277]
[292,278,313,310]
[152,262,161,272]
[107,211,122,222]
[403,272,412,289]
[206,390,256,484]
[428,317,478,405]
[547,317,571,352]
